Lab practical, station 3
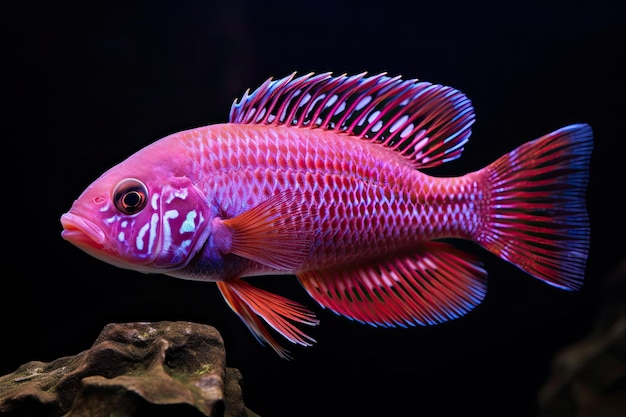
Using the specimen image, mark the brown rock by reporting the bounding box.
[538,260,626,417]
[0,321,256,417]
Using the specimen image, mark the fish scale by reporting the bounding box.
[189,124,479,273]
[61,72,592,359]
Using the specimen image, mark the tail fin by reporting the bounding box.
[473,124,593,290]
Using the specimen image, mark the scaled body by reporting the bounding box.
[164,123,480,279]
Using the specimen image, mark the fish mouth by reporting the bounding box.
[60,213,106,246]
[60,211,156,272]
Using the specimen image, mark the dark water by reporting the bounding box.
[3,1,625,416]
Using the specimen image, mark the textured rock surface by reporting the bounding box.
[0,321,257,417]
[538,259,626,417]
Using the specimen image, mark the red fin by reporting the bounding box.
[229,72,475,168]
[297,242,487,327]
[217,280,318,360]
[221,191,312,271]
[474,124,593,290]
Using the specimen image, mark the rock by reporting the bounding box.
[538,259,626,417]
[0,321,257,417]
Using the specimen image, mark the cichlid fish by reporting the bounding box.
[61,72,593,358]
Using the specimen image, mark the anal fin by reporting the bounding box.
[297,242,487,327]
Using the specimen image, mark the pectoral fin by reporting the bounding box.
[221,191,312,271]
[216,279,319,360]
[297,242,487,327]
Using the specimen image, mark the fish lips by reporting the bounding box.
[61,212,106,246]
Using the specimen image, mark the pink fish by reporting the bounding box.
[61,72,593,359]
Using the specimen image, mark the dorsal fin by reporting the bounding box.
[229,72,475,168]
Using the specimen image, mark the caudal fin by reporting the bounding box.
[473,124,593,290]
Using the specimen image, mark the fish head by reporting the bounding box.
[60,159,212,273]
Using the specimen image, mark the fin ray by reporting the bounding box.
[217,280,319,360]
[229,72,475,168]
[297,242,487,327]
[474,123,593,290]
[221,191,312,271]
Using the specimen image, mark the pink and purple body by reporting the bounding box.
[61,72,593,358]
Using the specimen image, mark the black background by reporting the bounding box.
[3,1,625,416]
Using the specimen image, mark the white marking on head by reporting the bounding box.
[136,222,150,251]
[180,210,197,234]
[162,209,180,251]
[99,202,111,212]
[148,213,159,253]
[118,232,125,242]
[164,209,179,219]
[166,188,189,204]
[151,193,159,211]
[175,239,192,259]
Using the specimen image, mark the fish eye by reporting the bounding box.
[113,178,148,214]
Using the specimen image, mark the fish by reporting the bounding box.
[60,72,593,359]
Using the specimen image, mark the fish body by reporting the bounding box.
[61,72,593,358]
